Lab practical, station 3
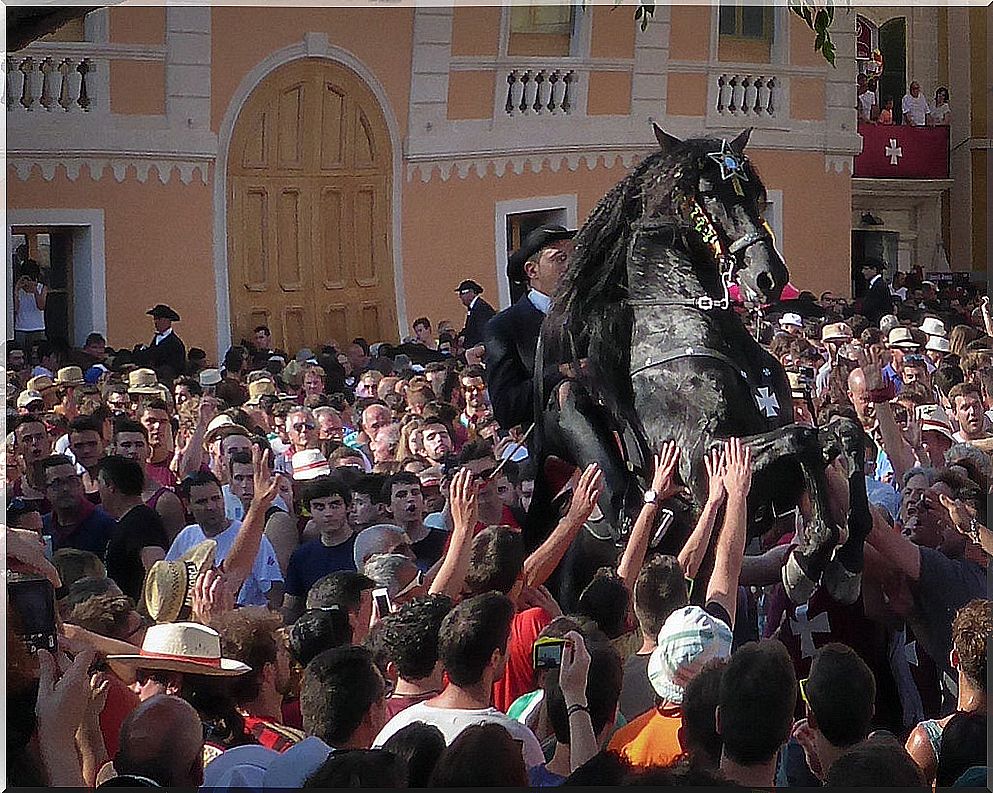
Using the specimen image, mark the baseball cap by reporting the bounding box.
[647,605,733,704]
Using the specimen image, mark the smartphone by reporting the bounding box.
[8,576,57,653]
[372,587,392,616]
[532,637,573,670]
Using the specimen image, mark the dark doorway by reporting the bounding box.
[878,18,906,124]
[10,226,74,344]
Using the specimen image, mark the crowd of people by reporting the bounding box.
[6,231,992,788]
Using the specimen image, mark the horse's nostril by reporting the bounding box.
[756,272,774,293]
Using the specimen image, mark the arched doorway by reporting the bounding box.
[227,58,397,354]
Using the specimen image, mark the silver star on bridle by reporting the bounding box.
[707,140,750,183]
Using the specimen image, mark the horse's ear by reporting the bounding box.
[652,122,682,153]
[730,127,752,155]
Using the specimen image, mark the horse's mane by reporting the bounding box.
[553,139,721,421]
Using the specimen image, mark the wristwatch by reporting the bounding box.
[643,489,658,505]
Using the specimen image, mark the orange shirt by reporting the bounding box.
[608,703,684,768]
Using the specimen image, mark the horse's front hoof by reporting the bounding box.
[782,551,818,604]
[822,559,861,605]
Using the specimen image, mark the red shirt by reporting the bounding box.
[242,714,306,752]
[100,676,139,759]
[492,606,553,713]
[145,459,178,490]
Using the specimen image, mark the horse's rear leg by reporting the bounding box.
[820,417,871,605]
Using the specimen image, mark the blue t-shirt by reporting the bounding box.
[285,535,357,598]
[528,764,566,787]
[44,501,116,559]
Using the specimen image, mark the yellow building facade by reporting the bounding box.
[5,3,985,358]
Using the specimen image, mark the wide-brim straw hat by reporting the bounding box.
[128,367,165,395]
[54,366,85,387]
[107,620,250,676]
[245,378,277,406]
[820,322,853,344]
[140,539,217,624]
[27,374,55,392]
[887,327,920,349]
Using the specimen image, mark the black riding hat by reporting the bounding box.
[507,225,576,284]
[455,279,484,295]
[146,304,181,322]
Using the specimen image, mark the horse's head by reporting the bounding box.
[650,125,789,305]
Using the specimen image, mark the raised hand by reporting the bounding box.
[854,345,885,392]
[651,442,681,500]
[191,567,235,625]
[558,630,591,705]
[722,437,753,499]
[703,447,726,505]
[251,445,279,506]
[448,466,478,533]
[197,395,220,428]
[565,463,604,525]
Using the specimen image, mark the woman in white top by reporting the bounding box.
[13,259,48,347]
[931,86,951,126]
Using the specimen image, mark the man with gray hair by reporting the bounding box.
[274,407,320,475]
[353,524,414,570]
[363,553,427,607]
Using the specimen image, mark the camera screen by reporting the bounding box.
[374,592,392,615]
[534,641,564,668]
[9,579,56,636]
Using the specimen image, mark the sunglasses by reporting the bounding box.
[292,422,316,432]
[395,569,426,598]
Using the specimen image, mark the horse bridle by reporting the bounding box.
[626,192,772,312]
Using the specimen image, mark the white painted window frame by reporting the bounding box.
[6,209,107,345]
[493,194,579,309]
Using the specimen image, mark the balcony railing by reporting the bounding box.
[6,50,100,114]
[713,73,779,117]
[503,67,576,116]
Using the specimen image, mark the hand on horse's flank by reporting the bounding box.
[721,437,753,498]
[565,463,604,525]
[651,441,681,500]
[703,448,727,505]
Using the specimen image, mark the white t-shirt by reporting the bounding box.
[165,520,283,606]
[373,701,545,769]
[15,283,46,332]
[902,92,931,126]
[858,91,875,121]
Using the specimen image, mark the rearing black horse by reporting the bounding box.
[529,126,870,612]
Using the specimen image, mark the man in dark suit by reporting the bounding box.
[455,279,496,350]
[859,260,894,325]
[484,225,574,431]
[135,304,187,385]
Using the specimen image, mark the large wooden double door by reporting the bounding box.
[227,58,397,353]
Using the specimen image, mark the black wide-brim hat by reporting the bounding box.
[507,225,576,284]
[147,304,181,322]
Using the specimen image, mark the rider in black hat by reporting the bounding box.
[135,304,187,385]
[455,279,496,350]
[484,225,575,431]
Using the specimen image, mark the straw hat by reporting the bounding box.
[820,322,853,344]
[919,317,947,338]
[779,312,803,328]
[128,368,165,395]
[926,336,951,353]
[27,374,55,392]
[199,368,222,388]
[246,370,276,385]
[204,414,251,445]
[292,449,330,481]
[141,539,217,623]
[887,327,920,350]
[245,379,277,406]
[54,366,85,387]
[16,390,44,409]
[106,621,249,676]
[916,404,955,441]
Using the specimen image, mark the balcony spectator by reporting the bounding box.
[13,259,49,349]
[878,96,895,125]
[856,74,877,123]
[902,81,931,126]
[931,86,950,126]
